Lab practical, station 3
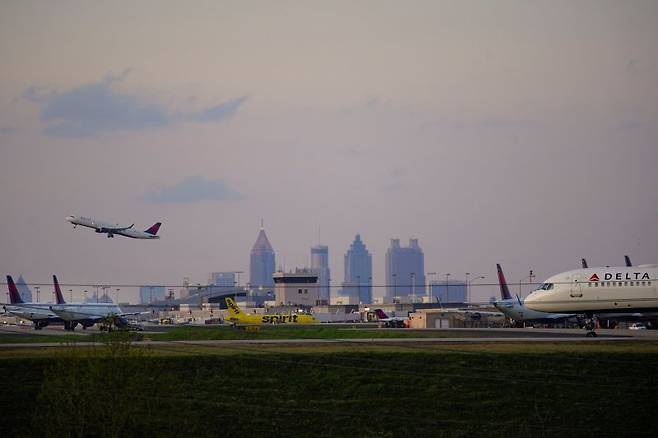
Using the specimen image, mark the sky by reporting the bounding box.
[1,0,657,303]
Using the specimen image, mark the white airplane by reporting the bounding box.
[3,275,63,329]
[492,264,575,326]
[48,275,144,331]
[373,309,409,327]
[525,264,658,335]
[66,215,161,239]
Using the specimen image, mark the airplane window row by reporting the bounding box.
[589,281,651,287]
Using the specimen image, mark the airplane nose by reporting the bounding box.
[523,292,542,310]
[66,215,75,222]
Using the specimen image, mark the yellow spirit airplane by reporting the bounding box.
[224,297,319,325]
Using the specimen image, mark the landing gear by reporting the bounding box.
[583,313,597,337]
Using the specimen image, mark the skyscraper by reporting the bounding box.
[249,224,276,291]
[311,245,330,303]
[385,238,425,301]
[342,234,373,303]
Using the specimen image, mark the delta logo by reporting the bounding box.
[589,272,650,282]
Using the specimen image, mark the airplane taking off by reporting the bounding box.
[492,264,575,326]
[525,265,658,335]
[3,275,63,329]
[66,215,161,239]
[224,297,319,325]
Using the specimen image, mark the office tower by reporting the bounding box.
[342,234,373,303]
[385,238,425,301]
[311,245,330,303]
[430,280,467,304]
[139,285,166,304]
[209,272,236,293]
[249,224,276,291]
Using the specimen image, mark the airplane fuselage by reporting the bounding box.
[525,266,658,314]
[50,303,123,321]
[66,215,160,239]
[493,299,574,323]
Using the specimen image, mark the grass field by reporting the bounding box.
[1,332,657,437]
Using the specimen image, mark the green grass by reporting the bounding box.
[145,325,590,341]
[1,336,657,437]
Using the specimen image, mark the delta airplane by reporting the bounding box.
[48,275,141,330]
[66,215,161,239]
[373,309,409,328]
[492,264,575,326]
[525,265,658,335]
[224,297,319,325]
[3,275,63,329]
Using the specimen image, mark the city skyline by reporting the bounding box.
[1,2,657,304]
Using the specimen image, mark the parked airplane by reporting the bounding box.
[373,309,408,328]
[525,265,658,335]
[224,297,319,325]
[492,264,575,326]
[48,275,139,330]
[2,275,62,329]
[66,215,161,239]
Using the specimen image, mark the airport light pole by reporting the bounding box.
[445,273,451,304]
[35,286,40,303]
[368,276,372,304]
[518,270,534,298]
[411,272,416,303]
[68,289,73,302]
[115,288,120,304]
[468,276,485,305]
[357,275,361,305]
[427,272,436,303]
[84,290,88,302]
[392,273,397,304]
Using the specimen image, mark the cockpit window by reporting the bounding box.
[537,283,554,290]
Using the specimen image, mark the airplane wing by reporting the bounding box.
[99,223,134,232]
[545,313,575,320]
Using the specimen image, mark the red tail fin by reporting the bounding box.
[497,264,512,300]
[53,275,66,304]
[6,275,24,304]
[145,222,161,235]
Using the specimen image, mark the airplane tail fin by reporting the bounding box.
[225,297,244,317]
[6,276,24,304]
[496,264,512,300]
[144,222,162,236]
[625,255,632,267]
[53,275,66,304]
[374,309,389,319]
[581,258,588,269]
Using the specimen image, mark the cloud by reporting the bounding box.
[144,175,243,203]
[24,75,248,138]
[188,96,248,122]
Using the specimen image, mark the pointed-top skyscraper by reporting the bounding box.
[342,234,373,303]
[249,222,276,291]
